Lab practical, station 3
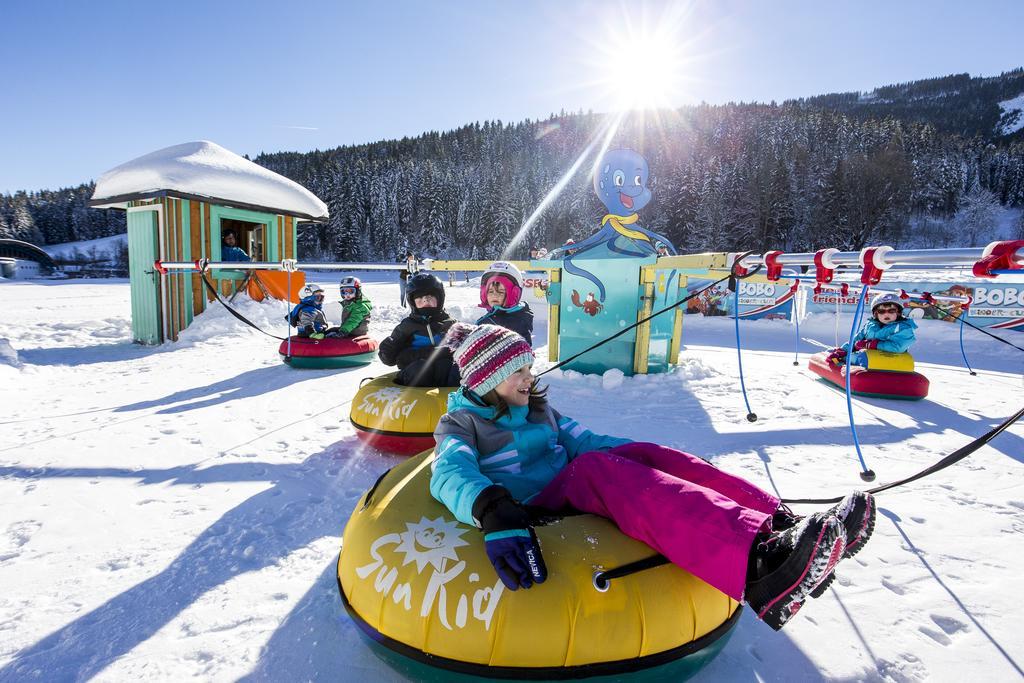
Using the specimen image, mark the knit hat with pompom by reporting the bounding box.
[443,323,534,396]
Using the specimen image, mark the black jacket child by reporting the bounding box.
[378,273,461,387]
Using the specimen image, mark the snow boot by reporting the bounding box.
[745,512,845,631]
[808,491,875,598]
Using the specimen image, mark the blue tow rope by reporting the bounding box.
[792,289,801,367]
[733,286,757,422]
[958,314,977,376]
[843,287,876,482]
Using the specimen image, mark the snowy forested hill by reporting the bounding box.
[3,69,1023,264]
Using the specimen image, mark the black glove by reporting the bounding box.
[473,486,547,590]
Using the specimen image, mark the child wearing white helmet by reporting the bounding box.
[827,292,917,367]
[476,261,534,345]
[286,284,330,339]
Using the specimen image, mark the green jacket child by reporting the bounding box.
[329,277,372,338]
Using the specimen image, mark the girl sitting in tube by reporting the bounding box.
[475,261,534,345]
[827,293,917,367]
[430,323,875,631]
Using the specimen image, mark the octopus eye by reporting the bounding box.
[613,171,625,187]
[634,175,642,186]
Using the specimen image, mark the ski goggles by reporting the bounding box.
[313,292,325,300]
[340,286,358,298]
[875,305,900,314]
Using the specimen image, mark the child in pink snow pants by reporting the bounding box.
[430,324,876,630]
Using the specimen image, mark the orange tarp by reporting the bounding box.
[247,270,306,303]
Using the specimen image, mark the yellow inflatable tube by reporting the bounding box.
[350,373,458,456]
[337,450,741,679]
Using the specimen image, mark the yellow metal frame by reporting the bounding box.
[424,253,791,374]
[423,259,533,272]
[631,266,656,374]
[547,269,561,361]
[668,274,688,364]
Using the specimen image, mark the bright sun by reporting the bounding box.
[604,34,684,110]
[586,3,704,112]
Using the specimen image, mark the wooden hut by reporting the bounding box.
[90,141,328,344]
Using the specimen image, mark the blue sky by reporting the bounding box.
[1,0,1022,193]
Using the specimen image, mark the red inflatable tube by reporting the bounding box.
[808,352,929,400]
[278,336,379,369]
[279,335,377,357]
[354,430,436,457]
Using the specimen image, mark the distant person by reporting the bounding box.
[550,239,575,260]
[221,230,251,262]
[398,251,418,306]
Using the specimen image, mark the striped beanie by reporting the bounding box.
[444,323,535,396]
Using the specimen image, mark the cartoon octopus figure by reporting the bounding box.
[571,290,604,317]
[558,149,678,302]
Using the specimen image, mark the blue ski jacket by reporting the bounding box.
[842,317,918,354]
[287,295,328,334]
[431,389,632,526]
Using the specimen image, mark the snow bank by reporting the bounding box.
[0,338,20,368]
[91,141,329,220]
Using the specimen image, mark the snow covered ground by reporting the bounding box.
[1,272,1022,682]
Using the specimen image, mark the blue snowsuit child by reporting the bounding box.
[830,293,917,367]
[286,288,329,339]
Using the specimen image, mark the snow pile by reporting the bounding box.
[601,367,625,390]
[0,338,20,368]
[91,141,329,220]
[996,92,1024,136]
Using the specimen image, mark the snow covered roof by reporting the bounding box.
[90,141,329,221]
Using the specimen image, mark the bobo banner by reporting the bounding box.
[684,279,794,320]
[802,281,1024,332]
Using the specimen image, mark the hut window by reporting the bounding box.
[221,218,265,261]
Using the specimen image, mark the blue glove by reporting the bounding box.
[484,529,547,590]
[473,485,548,590]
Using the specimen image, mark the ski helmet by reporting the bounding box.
[304,283,325,298]
[406,272,445,311]
[339,276,361,300]
[870,292,903,315]
[480,261,524,308]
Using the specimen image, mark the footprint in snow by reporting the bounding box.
[881,578,908,595]
[0,520,43,561]
[918,625,952,646]
[930,614,968,635]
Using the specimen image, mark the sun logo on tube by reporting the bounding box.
[393,517,471,574]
